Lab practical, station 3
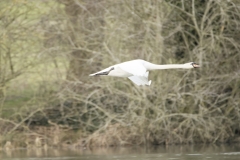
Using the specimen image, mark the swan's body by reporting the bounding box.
[89,59,199,86]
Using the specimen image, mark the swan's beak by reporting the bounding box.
[193,63,200,68]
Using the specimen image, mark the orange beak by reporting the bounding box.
[193,63,200,68]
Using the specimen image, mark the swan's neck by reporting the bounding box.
[144,62,189,70]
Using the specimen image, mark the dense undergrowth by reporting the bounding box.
[1,0,240,149]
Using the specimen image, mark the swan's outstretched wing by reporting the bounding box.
[89,60,152,85]
[128,71,151,86]
[89,66,115,76]
[90,60,147,77]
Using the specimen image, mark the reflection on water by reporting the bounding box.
[1,144,240,160]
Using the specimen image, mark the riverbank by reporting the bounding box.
[1,142,240,160]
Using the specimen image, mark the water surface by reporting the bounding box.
[1,144,240,160]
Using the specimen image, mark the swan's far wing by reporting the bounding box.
[128,71,151,86]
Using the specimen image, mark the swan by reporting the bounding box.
[89,59,200,86]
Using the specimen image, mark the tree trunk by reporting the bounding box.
[61,0,105,80]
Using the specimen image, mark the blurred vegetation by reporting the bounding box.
[0,0,240,148]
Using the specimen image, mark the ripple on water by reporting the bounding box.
[220,152,240,155]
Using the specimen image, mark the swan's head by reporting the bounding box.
[184,62,200,69]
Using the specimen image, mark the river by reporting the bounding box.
[1,144,240,160]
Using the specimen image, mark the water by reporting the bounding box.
[1,144,240,160]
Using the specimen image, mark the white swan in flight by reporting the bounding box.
[89,59,200,86]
